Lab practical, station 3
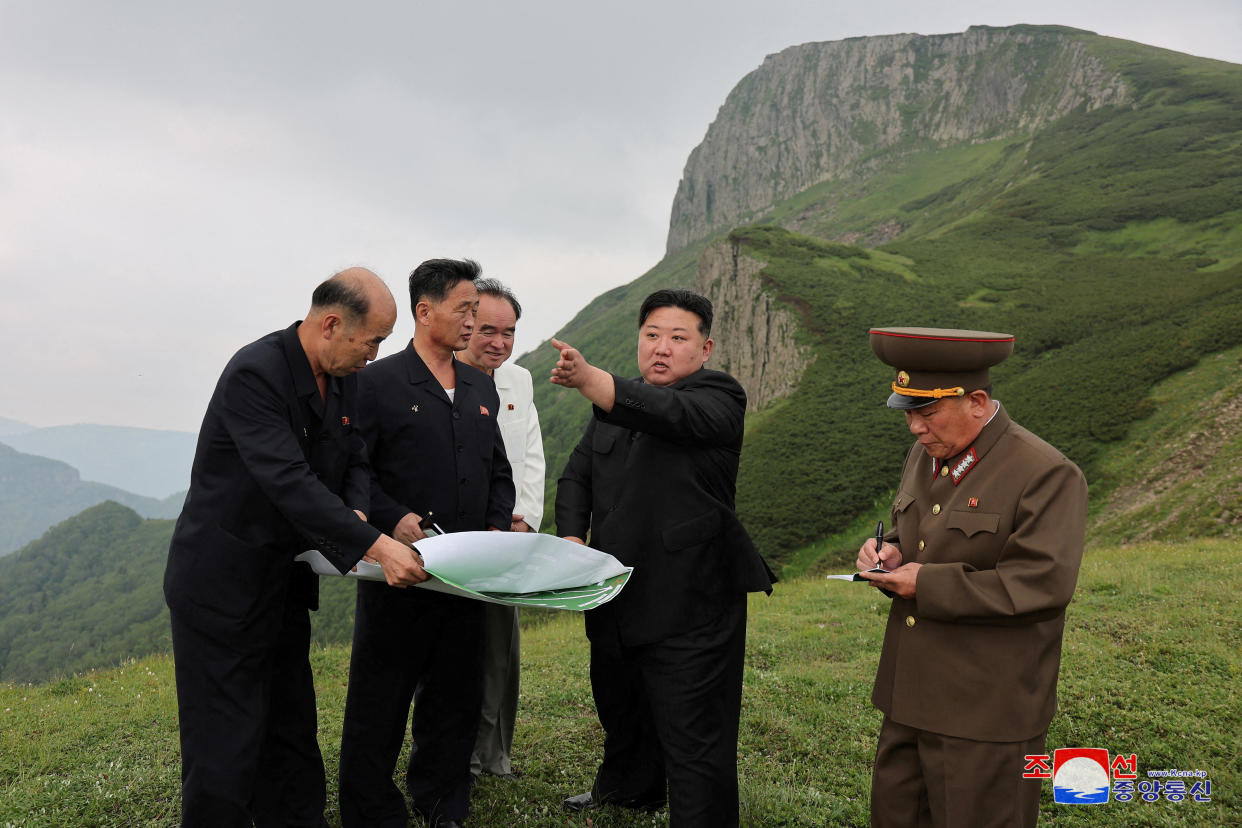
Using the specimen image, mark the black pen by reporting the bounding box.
[874,521,885,571]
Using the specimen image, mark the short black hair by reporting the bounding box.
[311,273,370,322]
[638,289,712,337]
[474,278,522,321]
[408,258,481,314]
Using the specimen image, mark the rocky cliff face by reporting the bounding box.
[667,25,1131,253]
[695,240,812,411]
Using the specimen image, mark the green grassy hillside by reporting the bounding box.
[520,32,1242,566]
[728,222,1242,560]
[3,539,1237,826]
[0,503,173,683]
[1087,344,1242,545]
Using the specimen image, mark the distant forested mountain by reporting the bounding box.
[0,502,360,683]
[0,416,35,437]
[2,424,196,498]
[0,442,183,557]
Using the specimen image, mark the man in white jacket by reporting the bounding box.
[458,278,546,780]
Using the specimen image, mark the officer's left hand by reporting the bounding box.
[858,562,922,599]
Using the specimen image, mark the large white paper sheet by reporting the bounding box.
[295,532,632,611]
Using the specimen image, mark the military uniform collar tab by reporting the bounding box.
[933,403,1008,485]
[973,401,1009,458]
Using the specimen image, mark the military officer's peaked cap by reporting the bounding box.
[869,327,1014,410]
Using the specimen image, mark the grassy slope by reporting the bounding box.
[512,33,1242,570]
[1087,344,1242,544]
[2,539,1237,826]
[721,32,1242,565]
[725,221,1242,562]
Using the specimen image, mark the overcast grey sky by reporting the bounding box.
[2,1,1238,432]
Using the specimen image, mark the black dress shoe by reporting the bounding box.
[563,791,599,811]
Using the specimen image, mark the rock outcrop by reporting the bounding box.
[695,240,812,411]
[667,25,1130,253]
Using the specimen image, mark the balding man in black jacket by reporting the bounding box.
[165,268,426,828]
[552,288,774,828]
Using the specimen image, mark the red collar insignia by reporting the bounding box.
[949,447,978,486]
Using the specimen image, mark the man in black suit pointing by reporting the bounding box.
[553,288,774,827]
[164,267,427,828]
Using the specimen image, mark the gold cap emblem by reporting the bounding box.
[896,370,910,388]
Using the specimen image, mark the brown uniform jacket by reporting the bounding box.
[872,403,1087,742]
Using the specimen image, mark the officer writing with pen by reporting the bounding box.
[855,327,1087,828]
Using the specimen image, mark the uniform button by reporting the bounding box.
[931,504,941,515]
[940,466,949,477]
[905,616,916,628]
[456,444,463,452]
[460,478,468,485]
[918,540,925,551]
[452,411,460,419]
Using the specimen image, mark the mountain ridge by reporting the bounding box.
[666,25,1131,253]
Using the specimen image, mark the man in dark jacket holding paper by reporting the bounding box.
[164,268,426,828]
[338,258,513,828]
[553,288,774,827]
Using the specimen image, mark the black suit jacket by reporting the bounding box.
[556,369,774,646]
[358,343,514,536]
[164,323,381,644]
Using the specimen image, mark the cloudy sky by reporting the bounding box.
[2,0,1239,433]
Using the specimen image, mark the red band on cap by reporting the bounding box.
[871,330,1014,344]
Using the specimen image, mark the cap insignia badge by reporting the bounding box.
[896,370,910,388]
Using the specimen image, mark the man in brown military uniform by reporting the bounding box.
[857,327,1087,828]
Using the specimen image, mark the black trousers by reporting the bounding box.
[170,601,328,828]
[338,584,485,827]
[871,716,1047,828]
[588,596,747,828]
